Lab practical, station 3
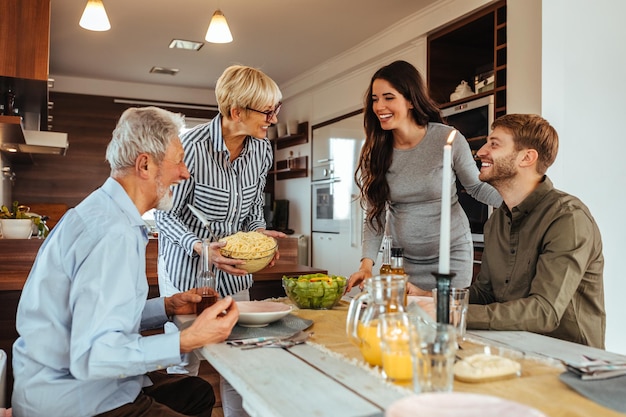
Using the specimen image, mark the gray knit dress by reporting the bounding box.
[361,123,502,289]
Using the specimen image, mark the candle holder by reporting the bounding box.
[431,272,456,324]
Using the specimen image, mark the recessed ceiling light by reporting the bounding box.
[150,66,179,76]
[168,39,204,51]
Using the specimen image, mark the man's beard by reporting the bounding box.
[479,152,518,187]
[155,178,174,211]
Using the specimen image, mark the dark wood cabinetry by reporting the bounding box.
[0,0,51,152]
[268,121,309,181]
[0,0,50,81]
[428,0,507,118]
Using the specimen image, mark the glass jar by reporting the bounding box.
[346,274,408,366]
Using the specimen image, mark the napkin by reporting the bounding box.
[559,371,626,413]
[563,357,626,380]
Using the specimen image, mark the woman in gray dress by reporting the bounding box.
[347,60,502,292]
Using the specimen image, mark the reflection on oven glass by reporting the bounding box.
[316,190,333,220]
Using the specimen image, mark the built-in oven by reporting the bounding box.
[311,161,341,233]
[441,95,494,243]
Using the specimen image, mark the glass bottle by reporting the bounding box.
[196,239,218,315]
[390,247,405,275]
[379,235,393,274]
[390,247,407,307]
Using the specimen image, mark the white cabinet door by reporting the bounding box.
[312,232,360,278]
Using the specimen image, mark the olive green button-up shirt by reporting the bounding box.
[468,176,605,348]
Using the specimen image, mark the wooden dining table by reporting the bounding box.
[184,299,626,417]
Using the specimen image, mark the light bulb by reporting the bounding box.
[79,0,111,32]
[205,10,233,43]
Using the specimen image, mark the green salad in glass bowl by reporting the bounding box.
[282,273,347,309]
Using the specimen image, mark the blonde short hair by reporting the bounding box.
[215,65,282,118]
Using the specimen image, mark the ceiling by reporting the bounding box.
[50,0,439,91]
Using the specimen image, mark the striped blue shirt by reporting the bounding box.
[155,114,273,295]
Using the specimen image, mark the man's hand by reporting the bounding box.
[165,290,201,316]
[179,296,239,353]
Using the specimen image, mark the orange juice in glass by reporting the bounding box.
[346,275,409,367]
[380,312,413,384]
[357,319,382,367]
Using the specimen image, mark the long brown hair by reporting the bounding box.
[355,60,443,232]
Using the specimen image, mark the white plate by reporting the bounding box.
[236,301,292,327]
[386,393,546,417]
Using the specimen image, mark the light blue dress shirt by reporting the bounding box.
[12,178,183,417]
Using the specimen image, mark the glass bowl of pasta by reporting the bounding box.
[219,231,278,273]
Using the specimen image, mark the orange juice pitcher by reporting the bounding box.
[346,274,408,367]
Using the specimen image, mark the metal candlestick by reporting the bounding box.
[432,272,455,324]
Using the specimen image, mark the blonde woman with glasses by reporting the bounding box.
[155,65,286,417]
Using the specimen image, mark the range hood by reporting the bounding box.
[21,130,69,155]
[0,119,69,156]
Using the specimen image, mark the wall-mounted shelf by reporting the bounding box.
[273,121,309,149]
[427,0,507,116]
[270,156,308,180]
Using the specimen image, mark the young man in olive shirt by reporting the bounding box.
[467,114,605,348]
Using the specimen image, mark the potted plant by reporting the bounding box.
[0,201,49,239]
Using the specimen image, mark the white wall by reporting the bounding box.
[539,0,626,354]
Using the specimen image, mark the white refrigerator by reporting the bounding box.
[311,111,366,279]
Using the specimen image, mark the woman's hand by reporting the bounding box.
[406,282,432,297]
[257,229,287,268]
[347,259,374,292]
[193,240,248,275]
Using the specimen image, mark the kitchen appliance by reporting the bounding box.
[441,95,494,243]
[311,110,365,278]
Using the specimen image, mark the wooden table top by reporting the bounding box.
[191,302,626,417]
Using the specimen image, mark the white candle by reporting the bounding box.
[438,130,456,274]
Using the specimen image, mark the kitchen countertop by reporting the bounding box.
[0,239,326,292]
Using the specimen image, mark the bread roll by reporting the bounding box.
[454,353,521,383]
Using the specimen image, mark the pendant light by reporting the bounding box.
[205,9,233,43]
[79,0,111,32]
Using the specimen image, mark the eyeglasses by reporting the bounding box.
[246,102,282,122]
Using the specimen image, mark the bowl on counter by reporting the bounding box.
[282,273,347,309]
[219,232,278,273]
[0,218,33,239]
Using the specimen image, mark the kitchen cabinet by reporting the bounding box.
[428,0,507,118]
[269,121,309,180]
[0,0,50,81]
[0,0,51,151]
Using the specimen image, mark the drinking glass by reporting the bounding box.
[432,287,469,340]
[409,322,457,393]
[380,312,413,385]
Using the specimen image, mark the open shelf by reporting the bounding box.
[272,121,309,149]
[270,156,308,180]
[427,0,506,115]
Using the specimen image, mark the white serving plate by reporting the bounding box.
[236,301,292,327]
